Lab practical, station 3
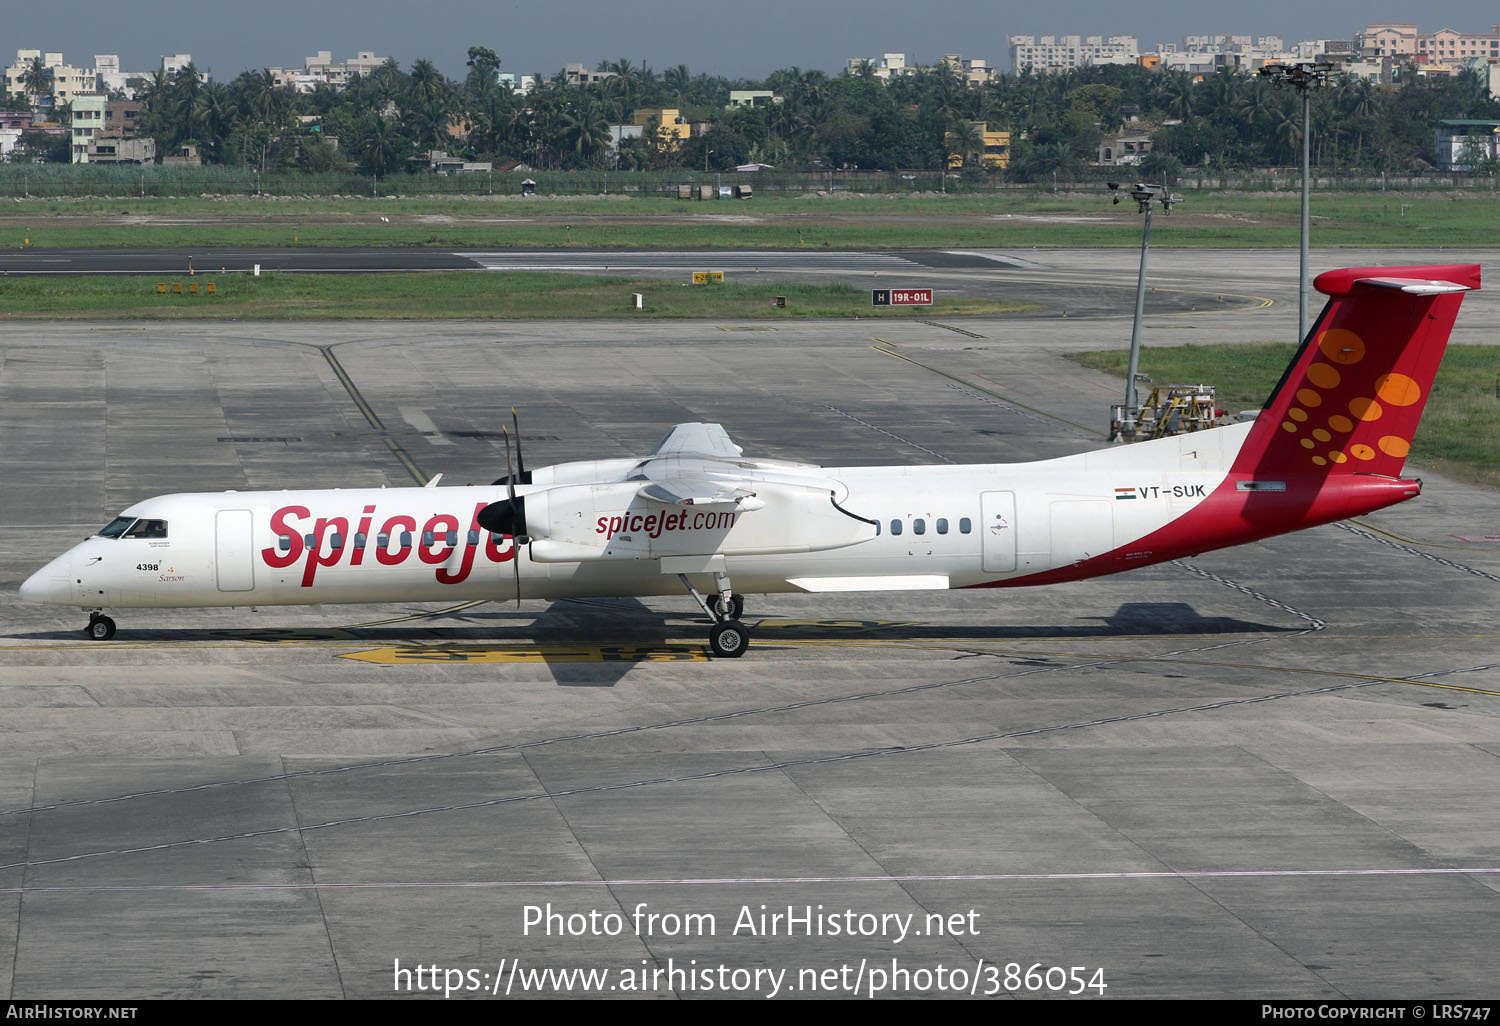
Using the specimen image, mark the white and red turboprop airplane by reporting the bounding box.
[20,264,1480,657]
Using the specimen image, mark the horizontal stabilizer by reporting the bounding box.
[1352,276,1473,296]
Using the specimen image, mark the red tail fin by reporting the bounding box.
[1232,264,1479,480]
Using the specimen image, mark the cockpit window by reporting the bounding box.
[122,519,169,539]
[98,516,136,538]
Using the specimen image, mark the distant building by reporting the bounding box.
[634,108,689,147]
[1358,23,1420,58]
[162,143,201,165]
[1434,120,1500,170]
[939,54,996,85]
[1009,35,1139,73]
[1418,27,1500,62]
[1098,132,1153,166]
[269,50,388,92]
[424,149,491,174]
[844,54,911,80]
[160,54,197,77]
[4,50,98,109]
[85,136,155,164]
[728,90,777,108]
[68,91,106,162]
[563,62,615,86]
[946,121,1010,170]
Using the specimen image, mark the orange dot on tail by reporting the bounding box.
[1300,438,1315,449]
[1378,435,1411,458]
[1281,421,1298,433]
[1317,328,1365,364]
[1296,388,1323,407]
[1313,428,1332,442]
[1311,456,1327,466]
[1289,408,1308,422]
[1307,363,1341,389]
[1328,451,1348,464]
[1350,444,1375,460]
[1328,415,1354,433]
[1375,373,1421,407]
[1348,397,1383,421]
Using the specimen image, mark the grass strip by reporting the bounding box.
[0,271,1039,320]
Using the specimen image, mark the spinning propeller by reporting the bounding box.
[476,409,529,604]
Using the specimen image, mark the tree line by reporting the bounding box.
[9,48,1500,179]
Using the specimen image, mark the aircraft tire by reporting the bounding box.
[87,615,116,641]
[709,619,749,658]
[715,593,745,621]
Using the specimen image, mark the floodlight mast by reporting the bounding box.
[1107,181,1175,441]
[1258,60,1338,345]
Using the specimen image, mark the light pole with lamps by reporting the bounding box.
[1107,181,1176,441]
[1258,60,1337,344]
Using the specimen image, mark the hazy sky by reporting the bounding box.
[5,1,1498,81]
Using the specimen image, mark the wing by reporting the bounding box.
[636,423,759,507]
[647,422,744,460]
[635,422,847,510]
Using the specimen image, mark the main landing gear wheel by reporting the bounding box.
[86,614,116,641]
[715,593,745,621]
[709,619,749,658]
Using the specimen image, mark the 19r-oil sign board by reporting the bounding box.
[871,288,933,306]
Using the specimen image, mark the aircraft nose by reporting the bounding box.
[19,553,75,605]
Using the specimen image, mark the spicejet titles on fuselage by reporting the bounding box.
[260,501,741,587]
[261,501,511,587]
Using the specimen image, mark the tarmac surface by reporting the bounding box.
[1,248,1498,1000]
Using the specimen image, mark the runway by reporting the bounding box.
[1,248,1498,999]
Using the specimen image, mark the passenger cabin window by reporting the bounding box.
[354,533,367,548]
[278,535,292,551]
[890,519,903,536]
[913,519,926,535]
[98,516,135,538]
[959,518,972,534]
[936,518,949,535]
[122,519,168,539]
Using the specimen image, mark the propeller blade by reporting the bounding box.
[511,407,526,479]
[501,425,522,605]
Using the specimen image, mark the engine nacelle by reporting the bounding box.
[526,458,641,487]
[523,480,875,564]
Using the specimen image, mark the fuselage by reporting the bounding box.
[19,419,1421,612]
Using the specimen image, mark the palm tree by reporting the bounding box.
[407,58,446,108]
[358,112,408,175]
[944,120,984,169]
[21,56,51,110]
[561,99,611,166]
[663,64,691,100]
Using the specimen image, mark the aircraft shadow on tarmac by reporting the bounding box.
[19,600,1294,648]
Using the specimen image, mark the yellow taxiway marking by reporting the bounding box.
[341,644,709,664]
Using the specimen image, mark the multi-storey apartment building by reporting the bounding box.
[1009,35,1140,73]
